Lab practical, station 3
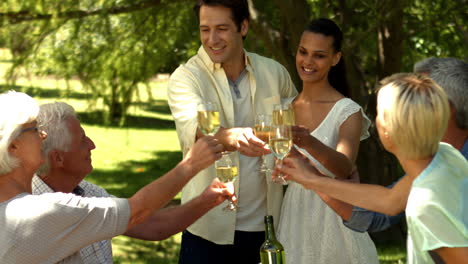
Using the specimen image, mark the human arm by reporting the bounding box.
[317,190,405,232]
[277,155,412,215]
[292,111,363,179]
[321,173,406,232]
[310,168,405,231]
[126,136,223,230]
[197,126,269,157]
[124,177,234,240]
[431,247,468,263]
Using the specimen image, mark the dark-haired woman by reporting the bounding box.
[276,19,378,263]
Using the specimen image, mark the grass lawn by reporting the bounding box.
[0,52,406,263]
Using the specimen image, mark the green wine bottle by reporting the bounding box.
[259,215,285,264]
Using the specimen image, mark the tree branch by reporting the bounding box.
[0,0,187,25]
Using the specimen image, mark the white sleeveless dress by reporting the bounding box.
[277,98,379,264]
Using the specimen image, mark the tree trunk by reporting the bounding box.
[248,0,309,91]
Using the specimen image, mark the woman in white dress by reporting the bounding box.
[276,18,378,263]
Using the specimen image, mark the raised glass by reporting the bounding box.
[197,102,220,136]
[272,103,295,126]
[215,151,239,211]
[269,125,292,185]
[254,114,272,173]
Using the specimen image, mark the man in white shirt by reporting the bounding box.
[35,102,233,263]
[167,0,297,263]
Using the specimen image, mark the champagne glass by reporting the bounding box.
[269,125,293,185]
[254,114,272,173]
[272,102,295,126]
[197,102,220,136]
[215,151,239,211]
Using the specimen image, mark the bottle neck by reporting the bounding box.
[265,219,277,241]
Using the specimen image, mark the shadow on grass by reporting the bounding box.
[0,85,91,100]
[113,235,180,264]
[78,111,176,130]
[87,150,182,198]
[134,99,172,115]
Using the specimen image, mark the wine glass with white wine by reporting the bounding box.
[269,124,293,185]
[197,102,220,135]
[272,102,295,126]
[254,114,272,173]
[215,151,239,211]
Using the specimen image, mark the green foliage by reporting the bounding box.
[1,0,466,125]
[1,0,199,124]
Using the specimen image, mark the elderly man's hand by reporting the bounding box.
[200,177,237,208]
[185,136,223,173]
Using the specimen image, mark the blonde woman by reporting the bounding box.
[278,73,468,263]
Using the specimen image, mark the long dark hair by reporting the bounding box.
[305,18,349,97]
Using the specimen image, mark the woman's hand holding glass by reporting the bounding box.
[254,114,272,173]
[269,124,293,185]
[215,151,239,211]
[291,125,313,148]
[273,149,325,187]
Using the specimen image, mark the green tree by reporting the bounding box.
[0,0,466,186]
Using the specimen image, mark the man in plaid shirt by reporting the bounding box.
[34,102,233,264]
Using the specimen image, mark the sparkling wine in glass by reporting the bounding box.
[197,102,220,136]
[254,114,272,173]
[269,125,293,185]
[272,103,295,126]
[215,151,239,211]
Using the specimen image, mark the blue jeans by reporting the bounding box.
[178,230,264,264]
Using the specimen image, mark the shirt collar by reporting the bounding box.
[197,46,254,74]
[32,174,85,196]
[462,138,468,160]
[32,174,55,194]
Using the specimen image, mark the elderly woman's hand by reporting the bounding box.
[185,136,223,173]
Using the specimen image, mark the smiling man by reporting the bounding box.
[167,0,297,263]
[33,102,233,264]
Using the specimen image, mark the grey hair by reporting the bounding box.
[414,57,468,129]
[0,91,39,174]
[36,102,77,175]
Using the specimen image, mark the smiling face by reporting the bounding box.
[199,5,247,66]
[60,117,96,180]
[296,31,341,85]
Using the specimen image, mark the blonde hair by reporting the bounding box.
[0,91,39,174]
[377,73,450,159]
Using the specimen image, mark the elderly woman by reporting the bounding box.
[277,73,468,263]
[0,91,224,263]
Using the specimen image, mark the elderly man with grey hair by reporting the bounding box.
[0,91,226,263]
[32,102,233,263]
[414,57,468,155]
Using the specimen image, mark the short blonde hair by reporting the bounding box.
[0,91,39,174]
[377,73,450,159]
